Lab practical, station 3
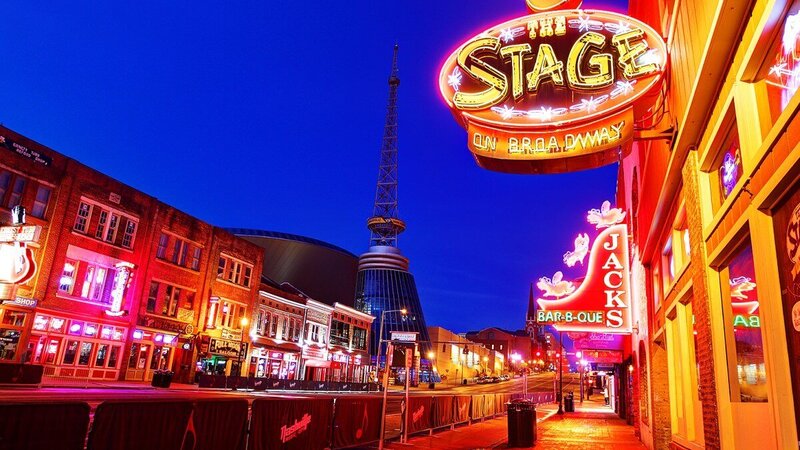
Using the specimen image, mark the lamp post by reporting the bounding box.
[557,331,564,415]
[576,351,583,403]
[232,317,249,391]
[377,308,406,450]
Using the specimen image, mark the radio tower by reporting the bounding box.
[355,45,432,379]
[368,44,406,248]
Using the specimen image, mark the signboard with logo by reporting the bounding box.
[568,332,624,350]
[0,135,52,167]
[438,1,667,174]
[209,338,247,358]
[390,331,418,342]
[0,226,42,243]
[535,202,631,334]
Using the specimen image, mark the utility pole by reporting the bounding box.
[557,331,564,415]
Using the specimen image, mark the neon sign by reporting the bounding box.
[105,261,134,317]
[536,200,631,333]
[439,5,667,174]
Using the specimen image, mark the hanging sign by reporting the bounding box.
[537,221,632,334]
[438,5,667,173]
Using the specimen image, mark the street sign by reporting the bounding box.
[0,225,41,243]
[390,331,418,342]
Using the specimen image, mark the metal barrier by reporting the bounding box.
[0,391,557,450]
[198,375,378,392]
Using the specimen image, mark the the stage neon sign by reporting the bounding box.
[439,6,667,174]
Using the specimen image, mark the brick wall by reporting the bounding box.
[682,151,721,449]
[650,342,672,449]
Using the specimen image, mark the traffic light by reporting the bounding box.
[462,346,469,355]
[536,351,540,357]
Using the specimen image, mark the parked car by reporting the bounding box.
[490,376,500,383]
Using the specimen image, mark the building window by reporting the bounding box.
[220,302,243,329]
[662,237,675,290]
[217,255,253,287]
[172,239,188,266]
[270,313,278,337]
[74,202,92,233]
[722,239,767,402]
[762,1,800,121]
[190,247,201,270]
[353,327,367,350]
[121,220,137,249]
[156,234,169,259]
[80,264,112,303]
[30,186,51,219]
[7,176,25,208]
[162,286,180,317]
[330,320,350,346]
[717,135,742,201]
[146,282,158,313]
[59,260,77,294]
[63,340,78,365]
[243,266,252,287]
[0,172,9,202]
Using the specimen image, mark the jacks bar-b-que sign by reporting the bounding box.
[537,223,632,333]
[439,3,667,173]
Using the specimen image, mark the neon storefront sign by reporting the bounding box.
[438,2,667,174]
[536,201,631,333]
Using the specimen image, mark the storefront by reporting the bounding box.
[301,345,329,381]
[0,298,36,362]
[124,328,178,381]
[197,335,247,377]
[329,351,371,383]
[28,311,127,380]
[249,347,300,379]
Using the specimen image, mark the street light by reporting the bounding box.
[378,308,407,450]
[232,317,249,391]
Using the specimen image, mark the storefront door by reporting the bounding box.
[126,343,150,381]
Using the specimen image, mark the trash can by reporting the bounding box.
[151,370,164,388]
[507,399,536,447]
[564,392,575,412]
[161,371,174,388]
[428,382,436,389]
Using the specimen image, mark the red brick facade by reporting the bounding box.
[0,124,263,383]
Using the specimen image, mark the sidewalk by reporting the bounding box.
[389,398,644,450]
[385,403,559,449]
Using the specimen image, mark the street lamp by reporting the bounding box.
[377,308,407,369]
[232,317,249,391]
[378,308,406,450]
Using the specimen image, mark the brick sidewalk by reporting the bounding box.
[388,398,644,450]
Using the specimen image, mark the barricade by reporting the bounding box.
[0,402,89,450]
[470,394,484,420]
[187,399,249,450]
[87,400,194,450]
[331,397,383,448]
[453,395,471,424]
[406,396,434,435]
[250,397,334,450]
[484,394,496,417]
[431,395,454,429]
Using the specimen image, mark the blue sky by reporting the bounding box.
[2,0,625,332]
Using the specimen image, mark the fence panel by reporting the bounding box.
[188,399,249,450]
[331,397,382,448]
[431,395,454,429]
[406,396,433,435]
[483,394,496,416]
[470,395,484,419]
[453,396,471,423]
[249,397,334,450]
[0,402,89,450]
[87,400,193,450]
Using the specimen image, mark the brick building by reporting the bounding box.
[464,327,532,372]
[621,0,800,448]
[0,124,264,383]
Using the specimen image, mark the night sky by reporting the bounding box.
[2,0,626,333]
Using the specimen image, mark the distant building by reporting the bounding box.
[427,326,503,384]
[229,228,358,307]
[464,327,532,371]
